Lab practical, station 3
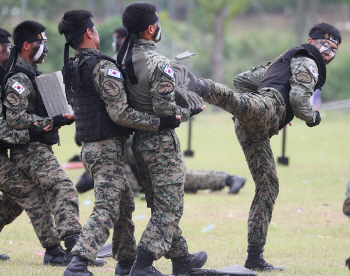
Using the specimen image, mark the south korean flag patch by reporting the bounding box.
[163,64,175,79]
[41,32,47,39]
[107,68,122,79]
[308,65,318,79]
[11,81,25,94]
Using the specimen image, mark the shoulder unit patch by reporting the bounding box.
[295,72,312,83]
[163,64,175,79]
[107,68,122,79]
[11,81,25,94]
[7,93,21,107]
[103,81,120,97]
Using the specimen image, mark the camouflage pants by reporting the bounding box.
[71,137,137,262]
[0,193,23,232]
[0,150,60,248]
[10,142,81,239]
[133,129,188,260]
[125,162,140,192]
[203,80,285,245]
[125,152,228,193]
[185,170,228,191]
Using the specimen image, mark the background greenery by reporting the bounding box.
[0,110,349,275]
[0,0,349,101]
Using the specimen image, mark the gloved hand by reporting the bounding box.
[52,114,74,127]
[28,125,45,138]
[65,117,75,125]
[186,71,208,97]
[306,110,321,127]
[190,107,203,117]
[159,115,181,130]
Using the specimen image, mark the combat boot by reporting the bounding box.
[63,256,93,276]
[129,250,171,276]
[115,258,135,276]
[226,175,246,194]
[244,244,284,271]
[64,234,106,267]
[43,244,65,266]
[343,199,350,217]
[171,251,208,276]
[346,256,350,270]
[0,254,9,260]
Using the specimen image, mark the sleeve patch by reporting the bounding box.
[107,68,122,79]
[157,81,174,94]
[308,65,318,79]
[163,64,175,79]
[11,81,25,94]
[295,72,312,83]
[103,81,120,97]
[7,93,21,107]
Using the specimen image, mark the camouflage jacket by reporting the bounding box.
[0,64,29,144]
[66,48,159,132]
[122,39,190,122]
[4,57,53,130]
[233,55,319,124]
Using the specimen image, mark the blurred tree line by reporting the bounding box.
[0,0,349,102]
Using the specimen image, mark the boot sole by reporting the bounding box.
[245,265,284,272]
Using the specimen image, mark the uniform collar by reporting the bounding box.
[134,39,157,50]
[74,48,100,58]
[16,56,37,72]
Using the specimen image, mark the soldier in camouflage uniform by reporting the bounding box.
[0,28,23,244]
[58,10,181,276]
[1,21,108,267]
[184,167,246,194]
[112,27,128,60]
[189,23,341,272]
[117,3,207,276]
[0,27,69,264]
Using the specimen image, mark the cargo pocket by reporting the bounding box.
[154,130,184,185]
[134,131,160,151]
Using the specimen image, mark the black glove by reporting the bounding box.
[159,115,181,130]
[186,71,209,97]
[190,107,203,117]
[52,114,74,127]
[28,125,45,138]
[306,110,321,127]
[65,117,75,125]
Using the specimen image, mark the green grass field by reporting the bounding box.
[0,109,349,276]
